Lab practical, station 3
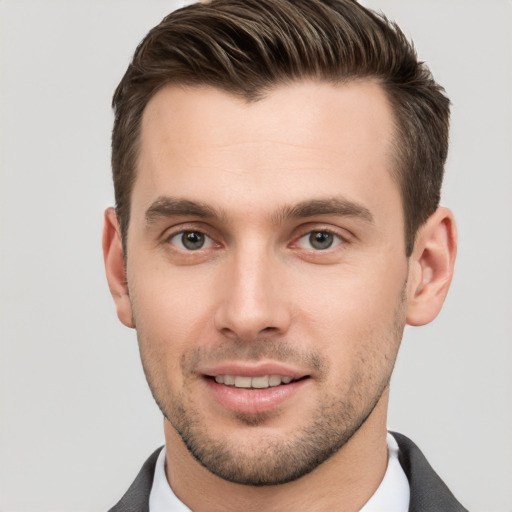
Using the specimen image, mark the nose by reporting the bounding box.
[214,245,292,341]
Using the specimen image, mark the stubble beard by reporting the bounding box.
[136,289,407,486]
[165,377,388,486]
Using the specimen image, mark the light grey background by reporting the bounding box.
[1,1,510,511]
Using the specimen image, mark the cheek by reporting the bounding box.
[130,256,214,315]
[128,266,217,364]
[296,261,404,319]
[293,261,406,360]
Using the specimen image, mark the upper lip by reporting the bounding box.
[200,361,310,379]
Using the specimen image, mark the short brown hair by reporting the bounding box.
[112,0,450,256]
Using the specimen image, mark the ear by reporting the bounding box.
[406,207,457,326]
[102,207,135,328]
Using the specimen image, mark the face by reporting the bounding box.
[123,81,410,484]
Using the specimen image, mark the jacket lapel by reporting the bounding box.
[108,447,162,512]
[391,432,469,512]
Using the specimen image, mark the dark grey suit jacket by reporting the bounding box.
[108,432,469,511]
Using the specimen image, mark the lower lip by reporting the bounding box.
[204,378,309,414]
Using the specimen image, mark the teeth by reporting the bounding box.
[214,374,296,389]
[234,376,252,388]
[251,376,269,388]
[268,375,282,387]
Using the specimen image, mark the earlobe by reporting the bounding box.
[102,207,135,328]
[406,207,457,326]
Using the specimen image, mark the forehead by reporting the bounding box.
[135,80,400,223]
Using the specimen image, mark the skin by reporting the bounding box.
[103,81,457,511]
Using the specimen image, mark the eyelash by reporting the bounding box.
[294,228,346,251]
[165,229,216,251]
[164,226,348,253]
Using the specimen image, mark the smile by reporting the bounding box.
[205,374,310,414]
[213,374,296,388]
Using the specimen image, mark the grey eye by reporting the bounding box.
[170,231,212,250]
[309,231,334,250]
[182,232,205,250]
[297,230,342,250]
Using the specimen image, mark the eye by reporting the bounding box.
[297,230,343,250]
[169,230,213,251]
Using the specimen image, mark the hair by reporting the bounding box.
[112,0,450,256]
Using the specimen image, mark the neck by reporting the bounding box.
[164,391,390,512]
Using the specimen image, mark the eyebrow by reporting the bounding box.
[272,198,374,224]
[144,196,374,225]
[145,197,225,224]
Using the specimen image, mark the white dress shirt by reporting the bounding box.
[149,432,410,511]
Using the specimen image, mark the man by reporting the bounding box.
[103,0,466,510]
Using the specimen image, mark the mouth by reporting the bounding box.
[201,367,311,415]
[208,374,309,389]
